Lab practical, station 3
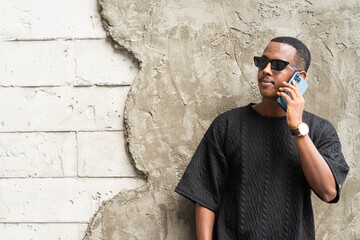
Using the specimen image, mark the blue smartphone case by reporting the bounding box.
[277,72,308,111]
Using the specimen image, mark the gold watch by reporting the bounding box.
[291,122,309,136]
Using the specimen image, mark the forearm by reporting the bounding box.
[196,203,215,240]
[278,81,337,202]
[294,135,337,202]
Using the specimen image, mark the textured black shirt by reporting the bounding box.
[175,104,349,239]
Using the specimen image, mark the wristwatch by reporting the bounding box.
[291,122,309,136]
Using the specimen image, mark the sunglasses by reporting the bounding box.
[254,56,301,71]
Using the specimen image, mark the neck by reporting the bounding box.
[252,98,286,118]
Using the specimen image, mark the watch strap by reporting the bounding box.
[290,128,300,136]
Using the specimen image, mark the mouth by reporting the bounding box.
[259,77,275,85]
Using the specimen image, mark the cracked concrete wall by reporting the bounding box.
[84,0,360,239]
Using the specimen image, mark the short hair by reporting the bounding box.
[271,36,311,72]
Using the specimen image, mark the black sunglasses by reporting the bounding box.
[254,56,301,71]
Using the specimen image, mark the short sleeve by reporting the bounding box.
[313,119,350,203]
[175,115,229,212]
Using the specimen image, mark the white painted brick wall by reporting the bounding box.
[0,40,138,87]
[0,223,88,240]
[78,131,138,177]
[0,0,141,239]
[0,178,144,222]
[0,0,106,39]
[0,132,77,177]
[0,87,129,131]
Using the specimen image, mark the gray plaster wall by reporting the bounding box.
[84,0,360,239]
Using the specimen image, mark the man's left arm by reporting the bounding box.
[278,81,337,202]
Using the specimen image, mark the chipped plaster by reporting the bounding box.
[85,0,360,239]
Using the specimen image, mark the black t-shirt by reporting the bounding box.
[175,104,349,240]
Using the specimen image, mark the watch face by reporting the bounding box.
[299,123,309,135]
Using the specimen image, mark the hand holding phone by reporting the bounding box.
[277,72,308,111]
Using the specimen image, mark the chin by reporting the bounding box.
[259,90,277,99]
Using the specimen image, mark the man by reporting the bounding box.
[175,37,350,239]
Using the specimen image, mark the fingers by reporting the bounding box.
[279,81,301,99]
[277,80,305,129]
[277,81,305,106]
[277,89,291,101]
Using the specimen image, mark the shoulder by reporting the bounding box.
[205,104,251,138]
[214,104,252,123]
[303,111,336,130]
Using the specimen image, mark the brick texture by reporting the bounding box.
[0,132,76,177]
[78,131,138,177]
[0,0,105,39]
[0,178,144,222]
[0,0,141,239]
[0,40,138,87]
[0,87,129,131]
[0,223,88,240]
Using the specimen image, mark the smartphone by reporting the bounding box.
[277,72,308,111]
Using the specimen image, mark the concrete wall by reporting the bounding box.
[85,0,360,239]
[0,0,144,239]
[1,0,359,239]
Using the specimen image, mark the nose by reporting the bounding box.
[262,62,273,75]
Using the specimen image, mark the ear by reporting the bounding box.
[299,71,307,80]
